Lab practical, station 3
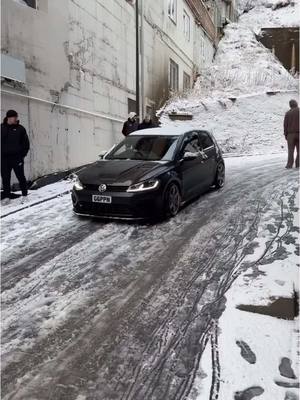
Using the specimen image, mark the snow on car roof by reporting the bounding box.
[130,126,194,136]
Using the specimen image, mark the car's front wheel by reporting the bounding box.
[214,162,225,189]
[164,182,181,218]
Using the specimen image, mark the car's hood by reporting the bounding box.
[78,160,172,186]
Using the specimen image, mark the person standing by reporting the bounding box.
[284,99,299,169]
[1,110,30,200]
[122,112,139,137]
[138,115,156,130]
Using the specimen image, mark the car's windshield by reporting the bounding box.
[106,135,180,161]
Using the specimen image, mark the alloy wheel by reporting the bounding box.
[216,162,225,188]
[168,184,181,216]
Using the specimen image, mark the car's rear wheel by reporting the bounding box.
[214,162,225,189]
[164,182,181,218]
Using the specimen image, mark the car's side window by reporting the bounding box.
[198,132,214,150]
[182,133,201,154]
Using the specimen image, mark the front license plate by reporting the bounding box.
[92,195,112,204]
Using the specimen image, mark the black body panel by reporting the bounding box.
[72,131,224,220]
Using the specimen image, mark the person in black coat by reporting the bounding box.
[138,115,156,130]
[122,112,139,137]
[1,110,30,200]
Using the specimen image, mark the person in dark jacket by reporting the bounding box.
[122,112,139,137]
[138,115,156,130]
[1,110,30,200]
[284,99,299,168]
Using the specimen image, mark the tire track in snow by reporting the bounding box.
[2,157,298,400]
[209,321,221,400]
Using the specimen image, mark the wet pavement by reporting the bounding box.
[1,155,299,400]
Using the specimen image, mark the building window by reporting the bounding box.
[168,0,177,23]
[22,0,38,8]
[128,98,137,115]
[169,59,179,91]
[183,11,191,41]
[183,72,191,91]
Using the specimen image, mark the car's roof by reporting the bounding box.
[130,126,199,137]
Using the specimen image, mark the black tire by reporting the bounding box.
[214,162,225,189]
[164,182,181,218]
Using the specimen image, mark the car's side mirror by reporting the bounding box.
[98,150,107,160]
[183,151,197,161]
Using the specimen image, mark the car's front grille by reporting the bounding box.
[79,202,132,217]
[84,184,128,192]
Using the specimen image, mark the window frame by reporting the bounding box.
[198,131,214,150]
[183,72,191,91]
[183,10,191,41]
[128,98,137,115]
[168,0,177,24]
[180,131,201,156]
[169,59,179,92]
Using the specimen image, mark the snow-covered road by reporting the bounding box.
[1,155,299,400]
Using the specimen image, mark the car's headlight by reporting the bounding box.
[127,179,160,192]
[73,175,84,191]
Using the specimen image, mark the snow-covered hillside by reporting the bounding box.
[238,0,300,32]
[161,0,299,156]
[160,91,298,155]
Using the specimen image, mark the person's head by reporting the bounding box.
[4,110,18,125]
[128,112,137,121]
[289,99,298,109]
[144,114,151,123]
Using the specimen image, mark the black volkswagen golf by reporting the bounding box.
[72,127,225,220]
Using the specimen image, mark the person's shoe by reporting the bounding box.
[285,165,293,169]
[8,193,21,199]
[1,192,10,200]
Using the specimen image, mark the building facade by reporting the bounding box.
[1,0,230,180]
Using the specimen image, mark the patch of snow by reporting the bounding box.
[192,24,297,98]
[193,189,299,399]
[161,91,297,156]
[1,179,73,216]
[238,0,300,32]
[161,0,299,157]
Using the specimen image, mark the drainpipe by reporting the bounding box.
[135,0,140,120]
[140,0,145,119]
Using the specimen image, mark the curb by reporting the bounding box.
[1,190,71,219]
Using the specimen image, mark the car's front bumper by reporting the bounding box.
[71,188,164,220]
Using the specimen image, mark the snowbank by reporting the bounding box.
[238,0,300,32]
[192,24,298,99]
[160,91,298,155]
[0,180,73,217]
[160,0,299,156]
